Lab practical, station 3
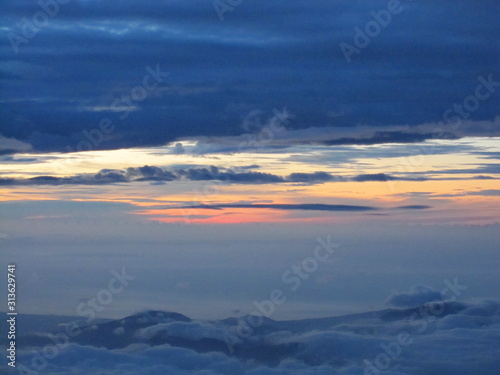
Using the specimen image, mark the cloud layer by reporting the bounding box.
[6,297,500,375]
[1,0,498,153]
[0,165,426,186]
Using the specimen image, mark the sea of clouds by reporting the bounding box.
[3,286,499,375]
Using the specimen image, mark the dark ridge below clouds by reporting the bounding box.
[0,0,499,153]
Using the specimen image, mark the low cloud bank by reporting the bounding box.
[5,298,499,375]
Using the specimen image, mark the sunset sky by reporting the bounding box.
[0,0,499,320]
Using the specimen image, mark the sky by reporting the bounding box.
[0,0,499,325]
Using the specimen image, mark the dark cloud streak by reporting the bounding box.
[0,165,427,186]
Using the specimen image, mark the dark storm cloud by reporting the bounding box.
[176,166,285,183]
[147,202,432,212]
[394,205,432,210]
[354,173,427,182]
[354,173,396,182]
[126,166,177,182]
[1,0,498,153]
[178,203,380,212]
[0,165,428,186]
[288,172,338,183]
